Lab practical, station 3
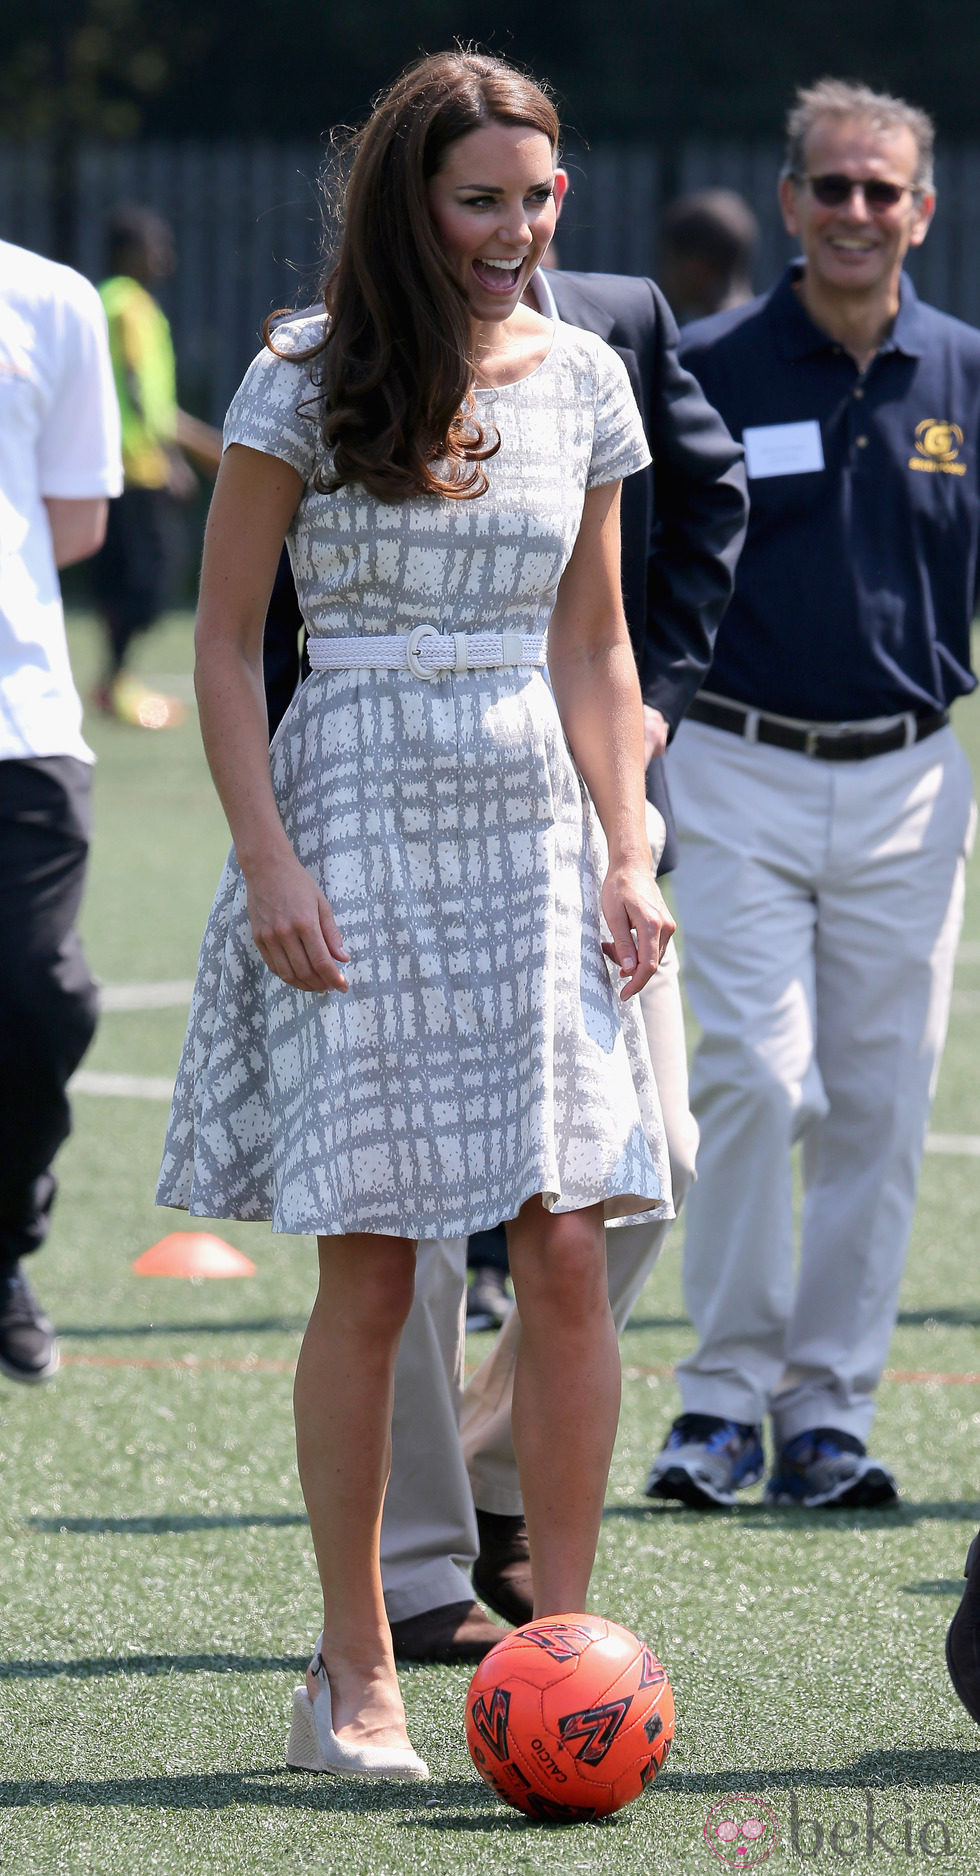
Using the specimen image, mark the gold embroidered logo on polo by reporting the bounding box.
[909,419,966,475]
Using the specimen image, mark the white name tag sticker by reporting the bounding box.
[742,420,825,479]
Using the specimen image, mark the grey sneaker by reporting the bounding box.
[765,1429,898,1508]
[0,1265,60,1384]
[643,1413,764,1509]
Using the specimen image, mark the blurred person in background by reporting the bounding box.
[451,249,746,1651]
[659,188,759,324]
[0,238,121,1383]
[91,206,221,729]
[645,79,978,1514]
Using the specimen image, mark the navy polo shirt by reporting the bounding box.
[679,264,980,720]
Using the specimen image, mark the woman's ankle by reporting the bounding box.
[307,1641,401,1709]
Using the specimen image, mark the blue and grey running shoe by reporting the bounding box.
[764,1428,898,1508]
[643,1413,765,1509]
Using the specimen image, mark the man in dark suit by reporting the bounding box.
[546,263,748,868]
[263,245,748,1662]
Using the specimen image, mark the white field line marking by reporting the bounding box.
[70,1070,175,1101]
[101,971,980,1016]
[99,980,194,1012]
[67,1066,980,1151]
[925,1132,980,1157]
[77,979,980,1142]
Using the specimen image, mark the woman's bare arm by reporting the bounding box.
[548,481,675,999]
[194,443,349,993]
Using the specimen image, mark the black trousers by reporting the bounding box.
[89,486,168,675]
[0,758,98,1271]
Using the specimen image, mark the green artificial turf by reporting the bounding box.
[0,612,977,1873]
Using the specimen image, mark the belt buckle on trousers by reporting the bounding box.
[690,692,949,762]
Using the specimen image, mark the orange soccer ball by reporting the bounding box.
[465,1614,674,1824]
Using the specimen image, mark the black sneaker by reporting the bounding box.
[0,1266,60,1383]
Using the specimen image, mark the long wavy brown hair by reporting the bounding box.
[266,51,560,504]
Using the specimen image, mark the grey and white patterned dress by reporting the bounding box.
[157,315,673,1239]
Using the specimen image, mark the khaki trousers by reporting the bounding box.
[667,718,975,1445]
[381,924,697,1621]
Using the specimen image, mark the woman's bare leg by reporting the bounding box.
[506,1199,620,1616]
[294,1230,416,1747]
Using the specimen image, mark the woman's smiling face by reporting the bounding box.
[427,121,562,322]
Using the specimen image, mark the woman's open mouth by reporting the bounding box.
[472,256,525,292]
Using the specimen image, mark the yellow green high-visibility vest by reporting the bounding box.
[99,274,177,488]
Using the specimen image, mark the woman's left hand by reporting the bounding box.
[601,862,676,1000]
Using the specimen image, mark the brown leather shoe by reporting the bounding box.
[473,1509,533,1626]
[390,1599,506,1664]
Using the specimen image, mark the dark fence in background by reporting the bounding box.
[5,138,980,424]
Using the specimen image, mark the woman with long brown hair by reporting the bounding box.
[158,49,673,1779]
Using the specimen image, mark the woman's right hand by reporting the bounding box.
[244,848,350,993]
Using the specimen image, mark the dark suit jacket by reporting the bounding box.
[547,271,747,867]
[262,273,748,870]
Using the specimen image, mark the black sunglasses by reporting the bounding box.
[796,172,920,210]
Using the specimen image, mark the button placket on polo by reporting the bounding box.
[850,371,872,464]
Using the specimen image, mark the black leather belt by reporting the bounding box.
[686,695,950,762]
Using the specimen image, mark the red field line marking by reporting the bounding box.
[884,1368,980,1384]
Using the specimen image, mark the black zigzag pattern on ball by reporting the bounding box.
[557,1697,632,1765]
[520,1621,597,1662]
[639,1646,667,1688]
[525,1792,598,1825]
[470,1687,511,1762]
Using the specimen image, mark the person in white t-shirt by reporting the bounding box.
[0,238,122,1382]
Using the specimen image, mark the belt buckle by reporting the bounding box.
[804,728,820,757]
[405,625,442,680]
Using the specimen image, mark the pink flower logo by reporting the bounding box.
[704,1797,780,1866]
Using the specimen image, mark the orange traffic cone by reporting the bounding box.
[132,1233,256,1278]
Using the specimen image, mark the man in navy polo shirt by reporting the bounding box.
[645,78,979,1511]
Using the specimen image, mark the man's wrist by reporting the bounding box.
[643,704,671,762]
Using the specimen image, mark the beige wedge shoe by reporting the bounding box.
[285,1637,430,1781]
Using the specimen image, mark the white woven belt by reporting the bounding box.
[307,627,548,681]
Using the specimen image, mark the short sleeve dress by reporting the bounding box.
[157,315,673,1240]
